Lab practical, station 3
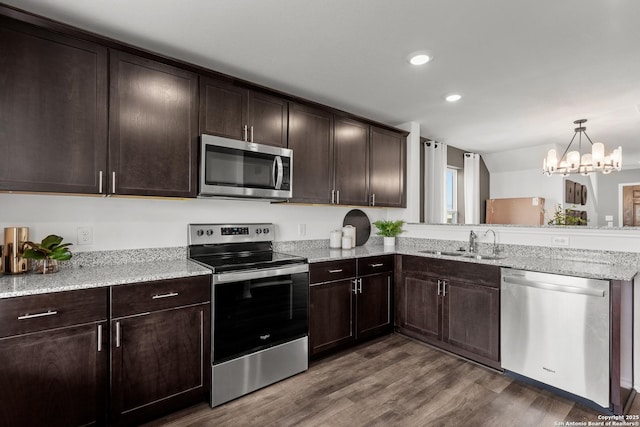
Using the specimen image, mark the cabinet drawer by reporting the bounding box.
[309,259,356,284]
[0,288,108,338]
[357,255,394,276]
[112,275,210,318]
[402,255,500,288]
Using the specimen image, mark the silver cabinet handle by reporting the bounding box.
[372,193,376,206]
[442,280,447,297]
[352,279,358,294]
[97,324,102,352]
[152,292,179,299]
[369,263,384,268]
[112,171,116,194]
[331,189,335,204]
[358,278,363,294]
[98,170,103,194]
[250,125,254,142]
[18,310,57,320]
[336,190,340,204]
[437,279,441,296]
[244,125,248,141]
[116,321,121,348]
[328,269,343,273]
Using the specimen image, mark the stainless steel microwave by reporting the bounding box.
[199,134,293,200]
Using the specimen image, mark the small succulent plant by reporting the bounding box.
[372,220,405,237]
[22,234,73,261]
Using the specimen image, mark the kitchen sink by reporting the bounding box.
[419,250,465,257]
[463,253,506,260]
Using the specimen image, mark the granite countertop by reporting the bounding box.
[295,246,639,282]
[0,259,211,299]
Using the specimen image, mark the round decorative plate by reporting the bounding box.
[343,209,371,246]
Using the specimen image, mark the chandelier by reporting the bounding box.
[543,119,622,176]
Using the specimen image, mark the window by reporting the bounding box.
[446,168,458,223]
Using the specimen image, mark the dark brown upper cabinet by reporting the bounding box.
[370,126,406,207]
[200,76,288,148]
[0,17,108,194]
[288,102,334,203]
[109,50,199,197]
[333,117,370,206]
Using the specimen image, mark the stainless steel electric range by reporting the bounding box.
[188,223,309,407]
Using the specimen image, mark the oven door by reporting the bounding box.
[212,263,308,364]
[200,134,292,199]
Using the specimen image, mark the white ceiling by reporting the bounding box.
[6,0,640,169]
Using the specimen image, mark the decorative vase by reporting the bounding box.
[383,236,396,247]
[36,258,59,274]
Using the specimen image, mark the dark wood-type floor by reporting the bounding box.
[144,334,639,427]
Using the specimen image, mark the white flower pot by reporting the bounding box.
[383,236,396,247]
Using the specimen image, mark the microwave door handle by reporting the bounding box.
[274,155,284,190]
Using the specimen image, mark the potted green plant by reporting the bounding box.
[22,234,72,274]
[372,219,405,247]
[547,204,586,226]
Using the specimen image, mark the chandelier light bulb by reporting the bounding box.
[592,142,605,168]
[567,151,580,170]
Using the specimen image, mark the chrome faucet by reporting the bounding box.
[484,229,497,255]
[468,230,478,254]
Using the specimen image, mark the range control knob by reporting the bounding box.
[263,228,270,234]
[196,229,204,237]
[206,229,214,236]
[256,228,262,234]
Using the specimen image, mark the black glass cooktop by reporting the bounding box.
[189,241,306,273]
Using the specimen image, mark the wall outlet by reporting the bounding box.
[77,226,93,245]
[297,224,306,236]
[551,236,569,246]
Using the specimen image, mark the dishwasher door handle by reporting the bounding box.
[503,276,605,297]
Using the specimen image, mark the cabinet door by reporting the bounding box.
[334,117,369,205]
[0,17,107,194]
[288,103,334,203]
[248,90,288,147]
[109,50,198,197]
[370,126,406,207]
[443,281,499,363]
[199,76,248,141]
[356,273,392,340]
[398,274,441,341]
[111,304,209,424]
[309,280,355,356]
[0,323,107,427]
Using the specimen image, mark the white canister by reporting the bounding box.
[330,230,343,248]
[341,236,352,250]
[342,225,356,247]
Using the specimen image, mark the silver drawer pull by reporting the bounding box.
[328,269,343,273]
[18,310,58,320]
[152,292,179,299]
[369,263,384,268]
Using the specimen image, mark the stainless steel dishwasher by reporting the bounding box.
[501,268,610,408]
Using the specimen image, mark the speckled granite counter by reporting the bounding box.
[291,246,639,282]
[0,259,211,299]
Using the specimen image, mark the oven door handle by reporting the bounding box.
[213,263,309,284]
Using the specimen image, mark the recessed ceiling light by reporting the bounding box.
[408,52,432,66]
[445,94,462,102]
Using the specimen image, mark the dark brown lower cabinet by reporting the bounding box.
[110,276,211,426]
[397,256,500,369]
[309,256,393,358]
[0,288,108,426]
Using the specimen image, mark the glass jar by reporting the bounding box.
[36,258,59,274]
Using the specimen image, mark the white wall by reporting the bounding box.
[0,193,391,251]
[397,121,421,223]
[490,169,563,219]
